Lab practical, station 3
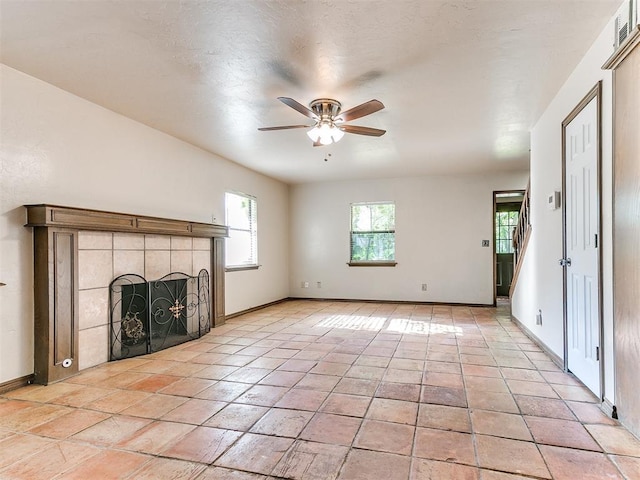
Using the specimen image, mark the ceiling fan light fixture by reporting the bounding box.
[307,121,344,145]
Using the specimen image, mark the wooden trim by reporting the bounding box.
[510,314,564,368]
[508,226,532,297]
[0,374,35,395]
[603,26,640,70]
[33,227,80,385]
[347,262,397,267]
[212,237,226,327]
[224,298,290,320]
[25,204,228,238]
[288,297,493,307]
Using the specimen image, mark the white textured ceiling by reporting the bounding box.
[0,0,620,184]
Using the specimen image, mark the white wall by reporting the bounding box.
[511,13,616,403]
[290,172,528,304]
[0,65,290,384]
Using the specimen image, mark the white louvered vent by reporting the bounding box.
[614,0,638,50]
[616,9,630,48]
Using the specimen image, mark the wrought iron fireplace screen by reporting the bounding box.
[109,270,210,361]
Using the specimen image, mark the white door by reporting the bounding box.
[564,96,600,396]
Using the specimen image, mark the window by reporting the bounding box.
[495,209,519,254]
[349,202,396,265]
[225,192,257,269]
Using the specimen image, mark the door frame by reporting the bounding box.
[493,190,525,305]
[561,81,604,398]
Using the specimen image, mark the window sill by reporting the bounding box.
[347,262,397,267]
[225,265,260,272]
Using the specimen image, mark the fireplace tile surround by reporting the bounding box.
[77,231,212,371]
[25,204,227,385]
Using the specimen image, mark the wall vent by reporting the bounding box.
[614,0,638,50]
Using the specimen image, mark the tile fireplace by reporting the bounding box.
[25,204,228,385]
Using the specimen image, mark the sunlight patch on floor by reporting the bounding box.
[386,317,463,335]
[315,315,386,331]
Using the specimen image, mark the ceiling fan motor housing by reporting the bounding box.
[310,98,342,120]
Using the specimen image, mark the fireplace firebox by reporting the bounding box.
[109,270,210,360]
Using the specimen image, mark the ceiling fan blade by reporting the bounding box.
[277,97,318,120]
[258,124,311,131]
[338,99,384,122]
[312,139,323,147]
[341,125,386,137]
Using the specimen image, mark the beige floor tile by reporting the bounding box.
[539,445,624,480]
[375,381,420,402]
[0,433,56,469]
[420,385,467,408]
[84,389,151,413]
[585,424,640,456]
[250,408,314,437]
[204,403,268,431]
[214,433,294,475]
[117,420,195,454]
[195,380,252,402]
[272,440,349,480]
[126,457,206,479]
[27,409,110,439]
[333,378,379,396]
[411,458,479,480]
[417,403,471,432]
[471,410,532,441]
[55,449,150,480]
[275,388,329,411]
[525,416,601,451]
[161,426,242,463]
[466,390,518,413]
[72,415,152,446]
[161,398,227,424]
[414,427,476,466]
[354,419,414,455]
[366,397,418,425]
[320,393,371,417]
[475,435,550,478]
[464,375,509,393]
[565,400,618,425]
[0,440,100,480]
[610,454,640,479]
[338,449,411,480]
[119,393,187,419]
[300,413,362,446]
[514,395,576,420]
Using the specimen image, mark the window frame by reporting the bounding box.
[348,201,397,267]
[224,191,259,271]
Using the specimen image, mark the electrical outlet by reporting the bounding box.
[301,281,309,288]
[317,281,322,288]
[536,309,543,325]
[482,240,490,247]
[421,283,428,291]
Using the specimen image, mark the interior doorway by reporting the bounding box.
[493,191,525,302]
[562,83,602,397]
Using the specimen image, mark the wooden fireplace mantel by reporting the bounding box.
[25,204,228,238]
[25,204,228,385]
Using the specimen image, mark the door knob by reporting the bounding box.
[558,258,572,267]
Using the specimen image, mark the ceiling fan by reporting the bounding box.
[259,97,386,146]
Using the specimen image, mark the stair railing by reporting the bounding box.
[510,181,531,296]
